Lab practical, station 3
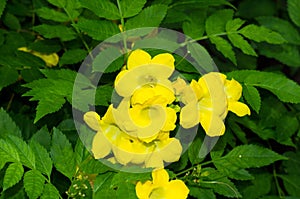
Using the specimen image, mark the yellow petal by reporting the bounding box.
[127,49,151,70]
[91,131,111,159]
[33,52,59,67]
[158,138,182,163]
[199,110,226,137]
[145,155,164,169]
[136,181,153,199]
[225,78,242,101]
[150,53,175,69]
[162,107,177,131]
[228,101,251,116]
[152,169,169,186]
[131,87,156,105]
[102,105,115,124]
[83,111,101,131]
[190,79,203,100]
[164,180,189,199]
[180,102,199,129]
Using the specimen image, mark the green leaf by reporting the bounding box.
[3,162,24,191]
[59,49,87,66]
[29,141,52,177]
[279,175,300,197]
[50,128,76,179]
[188,136,204,165]
[23,69,76,122]
[0,0,7,18]
[0,66,19,92]
[189,187,216,199]
[47,0,66,8]
[205,9,234,35]
[0,108,21,138]
[36,7,69,22]
[120,0,146,18]
[0,139,20,163]
[288,0,300,27]
[95,85,114,106]
[241,173,272,199]
[93,172,116,198]
[227,70,300,103]
[257,43,300,67]
[7,135,36,169]
[24,170,45,199]
[30,126,51,150]
[79,0,120,20]
[33,24,76,41]
[187,42,215,73]
[242,85,261,113]
[225,18,245,32]
[3,13,21,30]
[213,145,287,173]
[116,183,137,199]
[227,34,257,56]
[239,24,286,44]
[125,4,168,29]
[28,40,61,54]
[40,183,60,199]
[133,37,180,52]
[183,11,206,39]
[75,18,119,41]
[256,16,300,45]
[210,36,236,65]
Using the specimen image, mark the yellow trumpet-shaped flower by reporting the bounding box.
[136,169,189,199]
[179,72,250,137]
[18,47,59,67]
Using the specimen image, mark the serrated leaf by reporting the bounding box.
[257,43,300,67]
[226,18,245,32]
[125,4,168,29]
[0,108,21,138]
[33,24,76,41]
[3,13,21,30]
[3,162,24,190]
[133,37,180,52]
[23,69,76,122]
[120,0,146,18]
[47,0,66,8]
[28,40,61,54]
[242,85,261,113]
[59,49,87,66]
[30,126,51,150]
[227,169,254,181]
[213,145,287,173]
[116,183,137,199]
[93,172,116,198]
[79,0,120,20]
[227,70,300,103]
[36,7,69,22]
[0,139,20,162]
[50,128,76,179]
[206,9,234,35]
[288,0,300,27]
[0,66,19,92]
[280,175,300,197]
[75,18,119,41]
[7,135,36,169]
[29,141,52,177]
[41,183,60,199]
[240,24,286,44]
[24,170,45,199]
[210,36,236,64]
[182,11,206,39]
[92,46,123,72]
[0,0,7,18]
[189,187,216,199]
[187,42,215,73]
[228,34,257,56]
[256,16,300,45]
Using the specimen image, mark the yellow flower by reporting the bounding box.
[179,72,250,137]
[18,47,59,67]
[136,169,189,199]
[84,107,182,168]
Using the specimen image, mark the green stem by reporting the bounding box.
[116,0,128,55]
[175,160,214,177]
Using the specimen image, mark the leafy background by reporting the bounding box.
[1,0,300,198]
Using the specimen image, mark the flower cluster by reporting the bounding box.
[84,49,250,199]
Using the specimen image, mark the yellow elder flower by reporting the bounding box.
[18,47,59,67]
[84,107,182,168]
[180,72,250,137]
[136,169,189,199]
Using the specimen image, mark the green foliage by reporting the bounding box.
[1,0,300,198]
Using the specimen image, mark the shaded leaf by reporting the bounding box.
[206,9,234,35]
[288,0,300,27]
[59,49,87,66]
[0,108,21,138]
[120,0,146,18]
[33,24,76,41]
[79,0,120,20]
[210,36,236,64]
[36,7,69,22]
[242,85,261,113]
[0,66,19,92]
